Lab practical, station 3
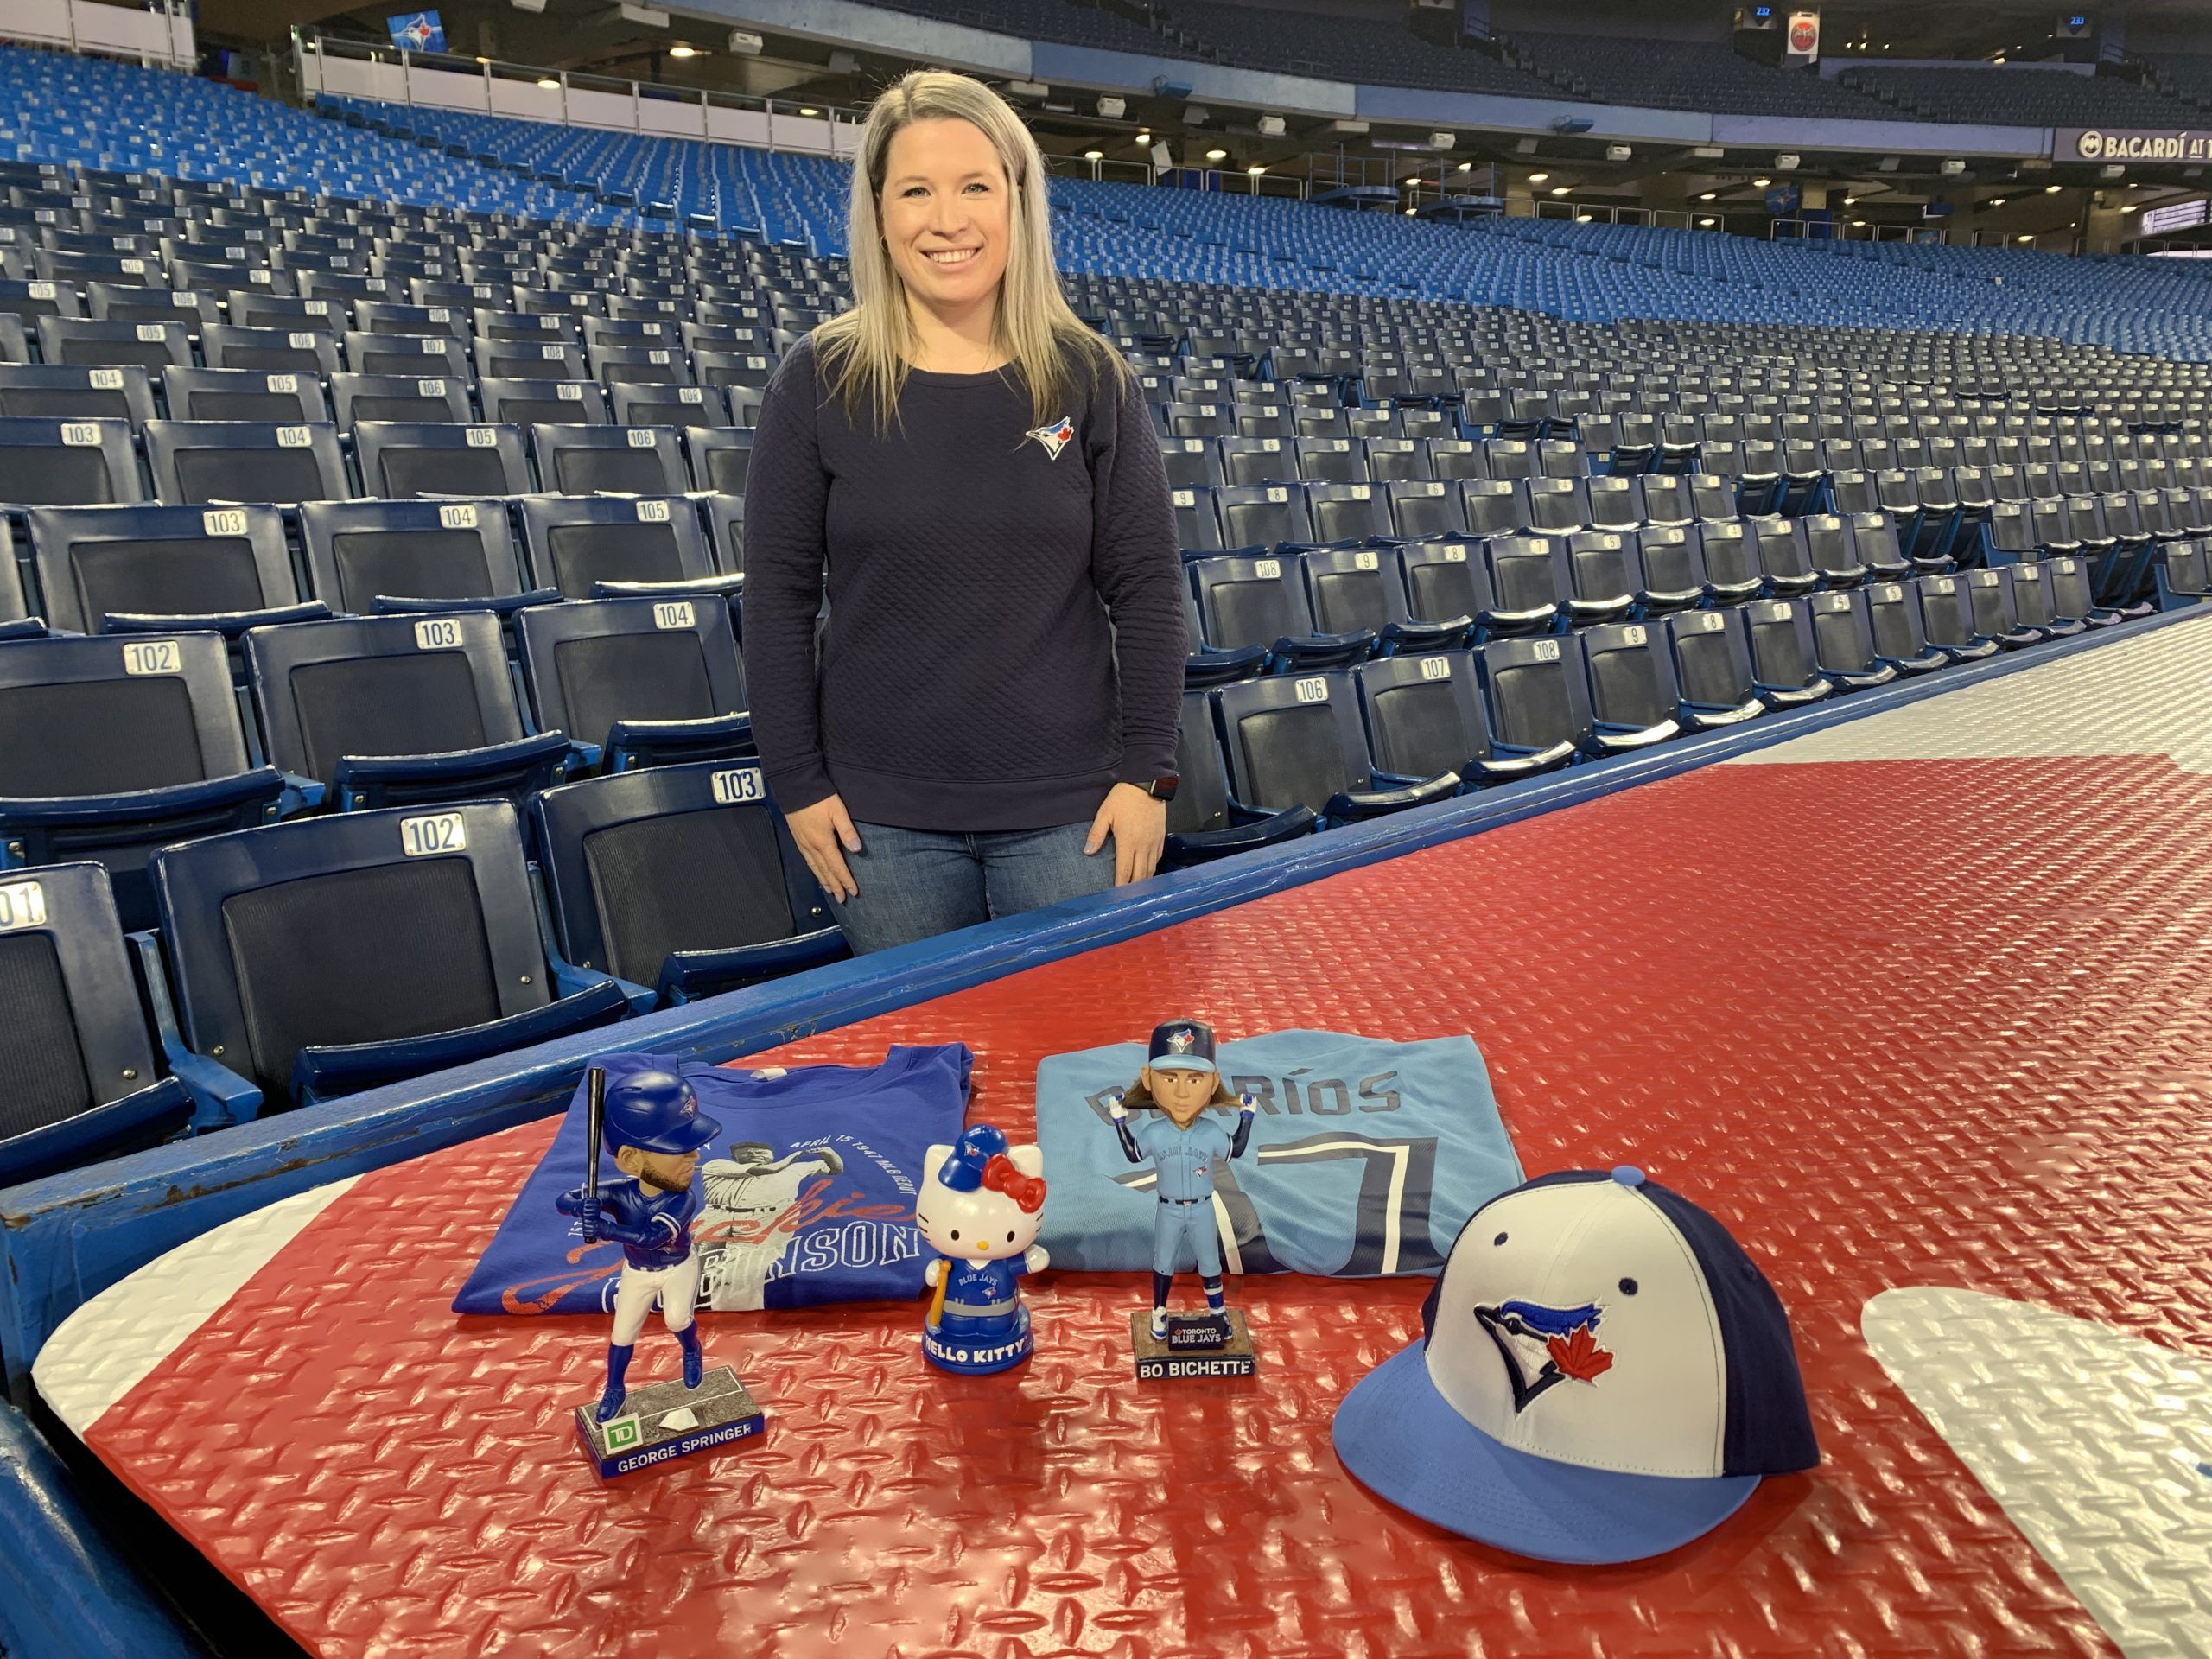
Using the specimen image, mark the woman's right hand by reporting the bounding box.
[787,794,862,902]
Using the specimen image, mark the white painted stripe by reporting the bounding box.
[33,1177,362,1435]
[1862,1287,2212,1659]
[1730,613,2212,772]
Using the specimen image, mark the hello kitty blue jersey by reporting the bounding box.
[1037,1030,1523,1277]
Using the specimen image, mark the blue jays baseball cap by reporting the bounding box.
[1332,1166,1818,1564]
[1146,1019,1217,1073]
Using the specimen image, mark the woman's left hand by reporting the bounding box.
[1085,783,1167,887]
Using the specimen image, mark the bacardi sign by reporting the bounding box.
[2056,128,2212,163]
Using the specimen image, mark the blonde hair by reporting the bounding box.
[812,69,1131,435]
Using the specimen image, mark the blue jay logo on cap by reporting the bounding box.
[1166,1027,1195,1055]
[1475,1300,1615,1412]
[1027,415,1074,459]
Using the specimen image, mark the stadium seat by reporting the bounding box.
[1861,581,1950,675]
[1964,566,2045,649]
[533,760,841,1004]
[516,594,750,772]
[480,377,607,427]
[1301,481,1391,545]
[1663,608,1767,728]
[1213,671,1458,827]
[1475,635,1595,766]
[1741,597,1836,707]
[1189,550,1376,671]
[200,322,341,377]
[143,419,350,505]
[1159,689,1316,864]
[1914,573,2003,663]
[147,801,632,1108]
[36,315,191,372]
[330,372,472,427]
[0,363,156,425]
[1807,589,1900,690]
[1299,546,1467,652]
[1478,535,1571,636]
[0,861,200,1173]
[529,423,689,495]
[297,498,548,616]
[0,631,287,928]
[244,611,570,813]
[683,426,751,494]
[353,421,531,499]
[1694,520,1764,605]
[517,493,732,601]
[161,365,329,424]
[346,328,467,380]
[26,502,315,634]
[1575,620,1688,754]
[1355,650,1568,785]
[0,416,146,505]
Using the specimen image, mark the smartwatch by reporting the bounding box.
[1142,775,1179,803]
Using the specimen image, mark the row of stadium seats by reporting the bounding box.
[10,534,2162,1186]
[1837,63,2191,127]
[1499,31,1886,118]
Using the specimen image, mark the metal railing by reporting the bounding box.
[0,0,193,69]
[295,30,869,156]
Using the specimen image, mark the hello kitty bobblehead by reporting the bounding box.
[918,1125,1049,1374]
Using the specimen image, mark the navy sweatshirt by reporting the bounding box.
[743,335,1187,833]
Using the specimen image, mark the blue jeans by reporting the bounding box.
[831,821,1115,955]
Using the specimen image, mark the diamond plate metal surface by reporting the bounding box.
[1863,1287,2212,1659]
[45,623,2212,1658]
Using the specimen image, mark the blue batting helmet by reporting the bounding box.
[603,1070,723,1155]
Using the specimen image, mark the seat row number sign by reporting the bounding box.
[400,812,468,857]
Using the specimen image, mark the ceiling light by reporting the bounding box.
[1205,147,1227,162]
[537,76,560,88]
[1457,162,1471,172]
[1753,176,1771,188]
[1993,54,2005,63]
[1136,131,1150,142]
[1700,191,1716,200]
[1699,216,1716,226]
[1084,149,1103,161]
[1248,164,1264,175]
[1988,196,2005,207]
[667,43,697,57]
[1573,213,1592,223]
[1842,194,1856,205]
[1550,186,1569,196]
[799,106,819,116]
[2045,183,2063,193]
[1851,218,1866,226]
[1529,171,1548,182]
[1403,207,1415,216]
[2018,233,2034,242]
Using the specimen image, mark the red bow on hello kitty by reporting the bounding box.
[982,1154,1046,1214]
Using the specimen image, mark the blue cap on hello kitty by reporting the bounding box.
[1147,1019,1217,1073]
[936,1124,1010,1192]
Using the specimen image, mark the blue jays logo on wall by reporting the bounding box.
[387,10,447,52]
[1027,415,1073,459]
[1475,1299,1615,1411]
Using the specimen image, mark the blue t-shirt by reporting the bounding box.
[455,1045,970,1316]
[1038,1030,1523,1277]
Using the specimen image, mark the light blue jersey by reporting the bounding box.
[1038,1030,1524,1277]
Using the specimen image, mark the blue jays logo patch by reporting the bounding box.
[1475,1300,1615,1411]
[1027,414,1074,459]
[1167,1027,1196,1054]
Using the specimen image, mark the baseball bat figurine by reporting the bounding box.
[582,1065,606,1245]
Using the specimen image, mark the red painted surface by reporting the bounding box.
[84,754,2212,1656]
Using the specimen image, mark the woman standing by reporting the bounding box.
[744,70,1186,955]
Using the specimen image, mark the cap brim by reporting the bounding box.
[1332,1344,1759,1565]
[1147,1058,1217,1073]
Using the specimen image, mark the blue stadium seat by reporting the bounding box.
[1741,597,1836,707]
[245,611,569,813]
[683,425,751,494]
[297,498,548,617]
[0,631,286,928]
[0,861,200,1168]
[0,363,157,425]
[27,503,315,635]
[1963,565,2046,649]
[149,801,632,1108]
[1189,550,1376,671]
[0,416,145,505]
[143,419,350,505]
[1629,527,1706,613]
[529,423,688,495]
[1807,589,1901,691]
[517,493,732,601]
[330,372,472,427]
[1214,671,1457,827]
[1355,649,1568,785]
[1475,635,1594,766]
[517,594,750,772]
[1913,574,2003,664]
[1663,608,1767,728]
[1478,535,1571,637]
[1299,546,1467,652]
[1861,580,1951,675]
[1213,482,1313,552]
[1576,620,1689,754]
[533,759,842,1004]
[353,421,531,500]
